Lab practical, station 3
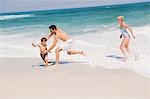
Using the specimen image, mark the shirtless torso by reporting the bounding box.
[47,25,85,65]
[54,29,70,42]
[39,43,47,54]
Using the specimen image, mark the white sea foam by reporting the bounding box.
[0,14,33,20]
[71,25,150,78]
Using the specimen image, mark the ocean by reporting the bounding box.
[0,2,150,78]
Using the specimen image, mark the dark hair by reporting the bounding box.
[49,25,57,30]
[41,37,47,42]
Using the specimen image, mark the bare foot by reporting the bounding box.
[122,56,128,62]
[53,63,59,67]
[121,58,126,62]
[81,51,86,56]
[52,65,59,70]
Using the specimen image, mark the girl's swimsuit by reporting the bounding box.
[120,27,130,38]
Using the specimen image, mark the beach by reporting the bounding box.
[0,2,150,99]
[0,58,149,99]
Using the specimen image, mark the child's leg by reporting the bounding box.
[41,53,48,67]
[44,54,48,67]
[45,60,48,67]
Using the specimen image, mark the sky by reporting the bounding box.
[0,0,150,13]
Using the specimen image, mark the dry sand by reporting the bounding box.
[0,58,149,99]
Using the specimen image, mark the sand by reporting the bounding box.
[0,57,149,99]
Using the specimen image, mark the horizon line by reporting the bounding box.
[0,1,149,14]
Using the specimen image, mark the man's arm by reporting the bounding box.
[124,23,135,39]
[46,32,53,40]
[48,36,58,51]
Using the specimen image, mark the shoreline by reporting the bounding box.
[0,57,149,79]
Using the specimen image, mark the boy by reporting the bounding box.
[32,37,48,67]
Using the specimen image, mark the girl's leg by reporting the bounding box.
[125,39,136,60]
[125,40,130,53]
[120,37,129,58]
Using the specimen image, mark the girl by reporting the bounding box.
[117,16,135,60]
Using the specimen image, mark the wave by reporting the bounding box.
[0,24,46,36]
[0,24,45,30]
[0,14,33,20]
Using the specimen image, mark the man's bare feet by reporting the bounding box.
[52,63,59,69]
[81,51,86,56]
[53,62,59,66]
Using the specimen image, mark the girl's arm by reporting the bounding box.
[124,23,136,39]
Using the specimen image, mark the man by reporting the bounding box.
[47,25,85,65]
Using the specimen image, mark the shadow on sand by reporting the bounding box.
[32,61,85,67]
[106,54,125,61]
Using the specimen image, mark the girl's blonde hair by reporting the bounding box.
[117,16,125,21]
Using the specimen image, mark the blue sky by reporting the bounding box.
[0,0,150,13]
